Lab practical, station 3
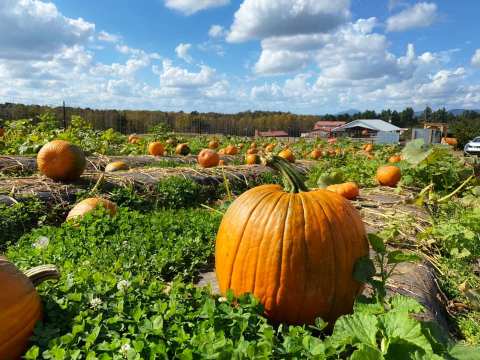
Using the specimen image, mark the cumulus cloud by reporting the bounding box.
[472,49,480,67]
[0,0,95,60]
[386,2,438,32]
[98,31,121,43]
[175,43,193,63]
[208,25,226,38]
[158,60,216,88]
[164,0,230,16]
[254,49,309,75]
[227,0,350,43]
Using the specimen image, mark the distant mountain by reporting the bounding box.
[335,109,361,116]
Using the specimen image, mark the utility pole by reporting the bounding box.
[62,101,67,129]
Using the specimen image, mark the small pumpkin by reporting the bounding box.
[264,143,275,152]
[218,148,225,155]
[67,197,117,221]
[224,145,239,156]
[198,149,220,168]
[247,148,258,155]
[326,182,360,200]
[310,149,322,160]
[0,257,59,360]
[105,161,129,172]
[208,140,219,149]
[278,148,295,163]
[245,154,261,165]
[37,140,86,182]
[376,165,401,187]
[363,143,374,152]
[216,155,368,325]
[148,142,165,156]
[441,137,458,147]
[175,143,191,156]
[250,142,257,149]
[388,155,402,163]
[128,134,140,144]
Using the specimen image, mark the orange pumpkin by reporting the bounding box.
[37,140,86,182]
[128,134,140,144]
[264,143,275,152]
[218,148,225,155]
[278,148,295,163]
[250,142,257,149]
[105,161,129,172]
[238,143,245,149]
[310,149,322,160]
[388,155,402,163]
[441,137,458,147]
[215,155,368,324]
[363,143,373,152]
[0,258,59,360]
[247,148,258,155]
[245,154,260,165]
[376,165,401,187]
[326,182,360,200]
[175,143,190,156]
[224,145,239,155]
[67,197,117,221]
[208,140,219,149]
[148,142,165,156]
[198,149,220,168]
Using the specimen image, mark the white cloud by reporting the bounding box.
[175,43,193,63]
[209,25,226,38]
[159,60,216,88]
[227,0,350,43]
[472,49,480,67]
[254,49,309,75]
[386,2,438,32]
[0,0,95,60]
[98,31,120,43]
[164,0,229,16]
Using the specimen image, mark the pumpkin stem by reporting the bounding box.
[25,265,60,287]
[262,154,309,193]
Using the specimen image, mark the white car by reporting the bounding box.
[464,136,480,155]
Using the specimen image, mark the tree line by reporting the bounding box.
[0,103,478,144]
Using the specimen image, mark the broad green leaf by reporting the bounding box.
[351,344,384,360]
[387,251,421,264]
[331,313,379,348]
[316,171,344,188]
[368,234,386,254]
[389,295,423,314]
[353,256,376,283]
[401,139,433,165]
[448,344,480,360]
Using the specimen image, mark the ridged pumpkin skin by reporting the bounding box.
[198,149,220,168]
[105,161,129,172]
[37,140,86,181]
[326,182,359,200]
[278,148,295,163]
[215,165,368,325]
[67,198,117,221]
[0,258,59,360]
[376,165,401,187]
[148,142,165,156]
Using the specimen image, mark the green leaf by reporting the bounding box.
[448,344,480,360]
[368,234,386,254]
[331,313,379,348]
[401,139,433,165]
[387,251,421,264]
[316,171,344,188]
[389,295,423,314]
[353,256,376,283]
[351,344,384,360]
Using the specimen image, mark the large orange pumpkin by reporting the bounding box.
[376,165,401,187]
[105,161,129,172]
[176,143,191,156]
[67,197,117,221]
[326,182,360,200]
[224,145,239,155]
[148,142,165,156]
[278,148,295,163]
[215,155,368,325]
[0,258,59,360]
[198,149,220,168]
[37,140,86,181]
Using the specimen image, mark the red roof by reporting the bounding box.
[313,121,346,130]
[258,130,288,137]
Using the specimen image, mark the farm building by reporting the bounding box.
[332,119,403,144]
[301,120,346,138]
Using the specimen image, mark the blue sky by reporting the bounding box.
[0,0,479,114]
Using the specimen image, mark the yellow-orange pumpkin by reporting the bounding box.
[224,145,239,155]
[215,155,368,324]
[310,149,322,160]
[441,137,458,147]
[128,134,140,144]
[376,165,401,187]
[198,149,220,168]
[388,155,402,163]
[363,143,374,152]
[105,161,129,172]
[67,197,117,221]
[326,182,360,200]
[246,148,258,155]
[148,142,165,156]
[176,143,191,156]
[0,258,59,360]
[208,140,219,149]
[278,148,295,163]
[37,140,86,181]
[250,142,257,149]
[264,143,275,152]
[245,154,260,165]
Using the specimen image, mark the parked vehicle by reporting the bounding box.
[464,136,480,155]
